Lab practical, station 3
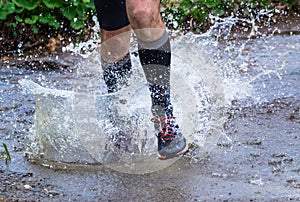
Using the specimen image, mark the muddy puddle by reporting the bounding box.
[1,27,300,201]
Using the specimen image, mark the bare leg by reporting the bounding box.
[101,25,132,62]
[126,0,165,41]
[94,0,132,62]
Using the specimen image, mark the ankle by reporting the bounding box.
[102,53,132,93]
[149,84,173,117]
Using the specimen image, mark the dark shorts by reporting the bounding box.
[94,0,130,31]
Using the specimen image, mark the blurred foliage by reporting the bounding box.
[0,0,298,35]
[161,0,299,32]
[0,0,95,34]
[0,0,298,55]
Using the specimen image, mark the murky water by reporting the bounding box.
[1,21,300,200]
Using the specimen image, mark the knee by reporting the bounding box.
[127,2,153,23]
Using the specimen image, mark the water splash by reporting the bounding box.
[17,10,299,173]
[62,16,101,56]
[18,27,226,173]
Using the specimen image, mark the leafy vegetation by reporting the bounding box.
[0,0,95,33]
[0,0,297,35]
[0,0,298,55]
[161,0,299,32]
[0,0,96,56]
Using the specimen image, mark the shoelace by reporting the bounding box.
[151,116,178,142]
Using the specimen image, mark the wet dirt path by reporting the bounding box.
[1,96,299,201]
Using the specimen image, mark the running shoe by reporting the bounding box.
[151,116,189,159]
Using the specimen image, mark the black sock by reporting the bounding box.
[138,30,173,117]
[102,53,132,93]
[149,84,173,117]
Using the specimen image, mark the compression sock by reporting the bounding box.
[102,53,132,93]
[137,30,173,117]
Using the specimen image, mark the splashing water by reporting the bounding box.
[20,30,225,174]
[14,10,299,174]
[192,11,299,104]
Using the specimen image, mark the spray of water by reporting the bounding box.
[20,26,225,174]
[19,9,295,173]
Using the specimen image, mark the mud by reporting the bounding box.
[1,96,299,201]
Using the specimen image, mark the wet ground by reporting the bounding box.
[2,97,300,201]
[1,20,300,201]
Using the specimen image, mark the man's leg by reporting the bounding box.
[94,0,132,93]
[94,0,133,150]
[126,0,171,117]
[126,0,188,159]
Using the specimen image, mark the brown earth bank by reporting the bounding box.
[0,17,96,59]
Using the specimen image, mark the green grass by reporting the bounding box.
[1,143,11,165]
